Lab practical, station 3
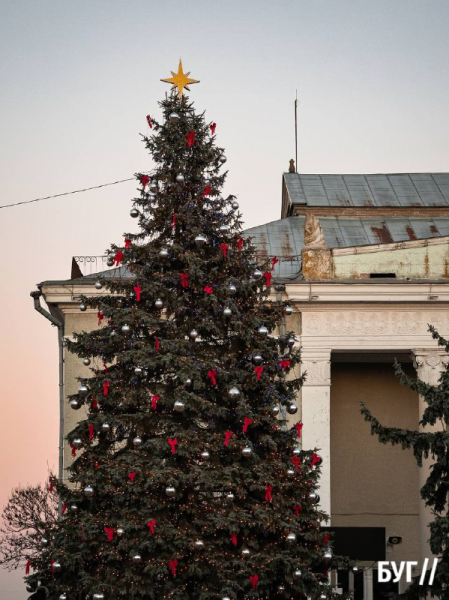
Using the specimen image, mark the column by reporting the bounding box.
[300,348,332,519]
[411,349,447,563]
[363,567,373,600]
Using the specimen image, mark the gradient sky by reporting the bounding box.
[1,1,448,597]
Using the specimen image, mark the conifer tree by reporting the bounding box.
[26,76,343,600]
[362,326,449,599]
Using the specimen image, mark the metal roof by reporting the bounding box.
[284,173,449,207]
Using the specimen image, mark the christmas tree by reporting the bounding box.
[362,327,449,599]
[27,63,341,600]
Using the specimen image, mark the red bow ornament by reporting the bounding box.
[70,444,76,458]
[88,423,94,441]
[114,250,124,266]
[291,456,301,472]
[124,238,131,249]
[254,366,264,381]
[49,477,54,492]
[271,256,279,271]
[263,271,272,287]
[134,285,142,301]
[147,519,156,534]
[146,115,153,129]
[249,575,259,591]
[224,431,234,447]
[25,560,31,574]
[155,337,160,352]
[295,422,303,438]
[168,438,178,454]
[243,417,253,433]
[103,381,110,397]
[280,359,291,370]
[97,311,104,326]
[204,286,213,294]
[210,122,216,135]
[237,237,244,250]
[180,273,189,288]
[171,214,177,229]
[230,533,237,546]
[311,452,320,467]
[202,184,211,198]
[292,504,302,516]
[104,527,114,542]
[140,174,150,189]
[169,559,178,576]
[92,397,98,409]
[186,131,195,147]
[265,484,273,502]
[323,533,331,545]
[208,369,217,386]
[151,395,160,410]
[128,471,137,483]
[220,243,229,259]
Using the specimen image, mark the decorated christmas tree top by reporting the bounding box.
[26,62,343,600]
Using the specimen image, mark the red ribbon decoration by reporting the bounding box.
[220,243,229,258]
[92,397,98,409]
[147,519,156,534]
[204,285,213,294]
[49,477,54,492]
[254,366,264,381]
[171,214,177,229]
[292,504,302,516]
[249,575,259,591]
[103,362,108,375]
[61,501,67,515]
[186,131,195,147]
[128,472,137,483]
[224,431,234,447]
[207,369,217,386]
[95,461,99,469]
[280,359,291,370]
[155,337,160,352]
[271,256,279,271]
[311,452,320,467]
[151,395,160,410]
[70,444,76,458]
[237,237,244,250]
[104,527,114,542]
[134,285,142,301]
[230,533,237,546]
[291,456,300,472]
[88,423,94,441]
[243,417,253,433]
[323,533,331,545]
[265,484,273,502]
[202,184,211,198]
[263,271,272,287]
[180,273,189,288]
[295,422,303,438]
[25,560,31,574]
[97,311,104,326]
[114,250,124,266]
[103,381,110,397]
[124,238,131,248]
[146,115,153,129]
[168,438,178,454]
[210,122,216,135]
[140,174,150,189]
[169,559,178,576]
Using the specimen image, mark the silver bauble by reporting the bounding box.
[95,281,103,290]
[288,336,296,347]
[227,386,240,400]
[294,569,302,579]
[134,366,143,376]
[70,399,81,410]
[106,257,114,267]
[241,548,251,558]
[218,155,227,164]
[223,307,232,317]
[70,504,78,512]
[174,400,185,413]
[287,403,298,415]
[148,192,156,202]
[42,536,49,546]
[169,112,180,123]
[80,302,87,312]
[292,446,302,456]
[309,491,320,504]
[52,561,62,573]
[219,224,229,233]
[228,284,237,295]
[84,485,94,498]
[258,325,268,336]
[184,378,193,388]
[121,324,130,334]
[242,446,252,457]
[200,450,210,460]
[26,585,35,593]
[194,540,205,550]
[93,594,105,600]
[155,298,163,309]
[59,594,67,600]
[159,248,169,258]
[225,491,234,502]
[131,554,142,563]
[352,566,359,572]
[176,173,185,183]
[253,269,263,279]
[323,549,333,563]
[116,527,125,537]
[285,305,293,316]
[72,438,82,449]
[166,486,176,497]
[287,468,295,476]
[83,357,91,366]
[78,384,88,397]
[222,597,231,600]
[133,436,143,447]
[110,330,116,337]
[130,208,139,218]
[150,181,158,192]
[231,201,239,210]
[195,234,207,244]
[101,423,111,432]
[189,329,198,339]
[287,532,297,543]
[272,405,280,416]
[278,586,285,592]
[320,594,327,600]
[253,354,263,364]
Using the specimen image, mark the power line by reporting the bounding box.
[0,176,139,209]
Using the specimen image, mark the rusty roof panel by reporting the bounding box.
[284,173,449,208]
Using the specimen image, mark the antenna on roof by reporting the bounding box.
[294,90,298,173]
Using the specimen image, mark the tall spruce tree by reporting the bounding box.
[26,78,342,600]
[362,326,449,599]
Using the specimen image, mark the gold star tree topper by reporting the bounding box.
[161,60,199,98]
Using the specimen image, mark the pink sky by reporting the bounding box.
[1,1,449,597]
